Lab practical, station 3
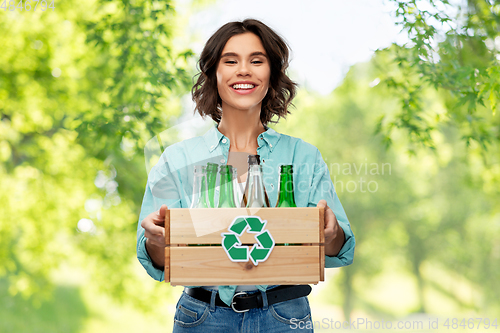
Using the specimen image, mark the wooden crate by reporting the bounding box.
[164,207,325,285]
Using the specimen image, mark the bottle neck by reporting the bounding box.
[206,169,217,208]
[218,168,236,208]
[277,171,296,207]
[198,175,209,208]
[191,166,208,208]
[246,165,269,207]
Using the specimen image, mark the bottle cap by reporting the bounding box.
[247,154,261,165]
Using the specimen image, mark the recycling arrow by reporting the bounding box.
[221,233,249,262]
[229,216,267,235]
[221,216,275,266]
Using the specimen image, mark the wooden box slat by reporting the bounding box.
[170,207,319,245]
[164,209,170,282]
[319,205,325,282]
[170,246,320,285]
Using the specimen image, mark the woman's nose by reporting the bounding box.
[236,63,251,76]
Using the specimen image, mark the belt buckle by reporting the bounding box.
[231,291,249,313]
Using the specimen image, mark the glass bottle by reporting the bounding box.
[277,165,297,246]
[206,162,219,208]
[241,155,270,208]
[231,166,243,208]
[218,165,236,208]
[190,165,209,208]
[275,165,297,208]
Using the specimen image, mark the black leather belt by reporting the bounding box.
[185,285,312,313]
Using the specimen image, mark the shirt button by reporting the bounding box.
[269,144,273,148]
[222,138,227,144]
[270,184,274,189]
[220,159,225,164]
[210,145,214,149]
[262,159,265,163]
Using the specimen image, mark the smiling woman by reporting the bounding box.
[137,19,355,333]
[192,19,296,126]
[216,33,270,117]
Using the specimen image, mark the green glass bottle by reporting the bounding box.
[276,165,297,208]
[198,171,209,208]
[206,162,218,208]
[218,165,236,208]
[276,165,296,246]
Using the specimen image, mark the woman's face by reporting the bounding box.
[216,32,271,115]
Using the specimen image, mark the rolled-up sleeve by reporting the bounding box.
[136,154,182,281]
[136,183,165,281]
[307,149,355,268]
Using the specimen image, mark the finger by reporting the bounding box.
[324,207,334,229]
[152,215,166,226]
[317,199,327,209]
[144,230,165,246]
[323,209,334,237]
[325,206,340,244]
[158,204,168,218]
[153,205,168,226]
[145,223,165,238]
[144,226,165,246]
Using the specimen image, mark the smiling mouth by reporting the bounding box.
[232,84,256,90]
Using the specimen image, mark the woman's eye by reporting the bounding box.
[225,60,236,64]
[252,60,263,64]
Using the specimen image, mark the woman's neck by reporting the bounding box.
[218,107,266,153]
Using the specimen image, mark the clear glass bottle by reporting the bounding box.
[275,165,297,208]
[242,155,271,208]
[218,165,236,208]
[241,155,270,207]
[231,166,243,208]
[190,165,209,208]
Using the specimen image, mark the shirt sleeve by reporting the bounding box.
[307,149,355,268]
[136,154,182,281]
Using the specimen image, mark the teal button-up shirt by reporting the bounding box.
[137,124,355,305]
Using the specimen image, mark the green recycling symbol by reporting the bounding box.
[221,216,275,266]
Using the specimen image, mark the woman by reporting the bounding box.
[137,19,355,332]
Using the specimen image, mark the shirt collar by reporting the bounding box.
[203,124,225,153]
[258,126,280,152]
[203,123,281,153]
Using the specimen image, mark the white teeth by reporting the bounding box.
[232,84,255,89]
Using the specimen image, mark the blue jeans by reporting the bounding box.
[172,288,313,332]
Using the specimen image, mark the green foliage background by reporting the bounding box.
[1,0,499,332]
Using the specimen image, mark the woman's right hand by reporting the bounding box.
[141,204,168,268]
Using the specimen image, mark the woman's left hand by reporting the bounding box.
[317,199,345,257]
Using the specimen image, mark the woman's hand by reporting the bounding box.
[141,204,168,268]
[317,199,345,257]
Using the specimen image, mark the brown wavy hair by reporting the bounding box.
[191,19,297,126]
